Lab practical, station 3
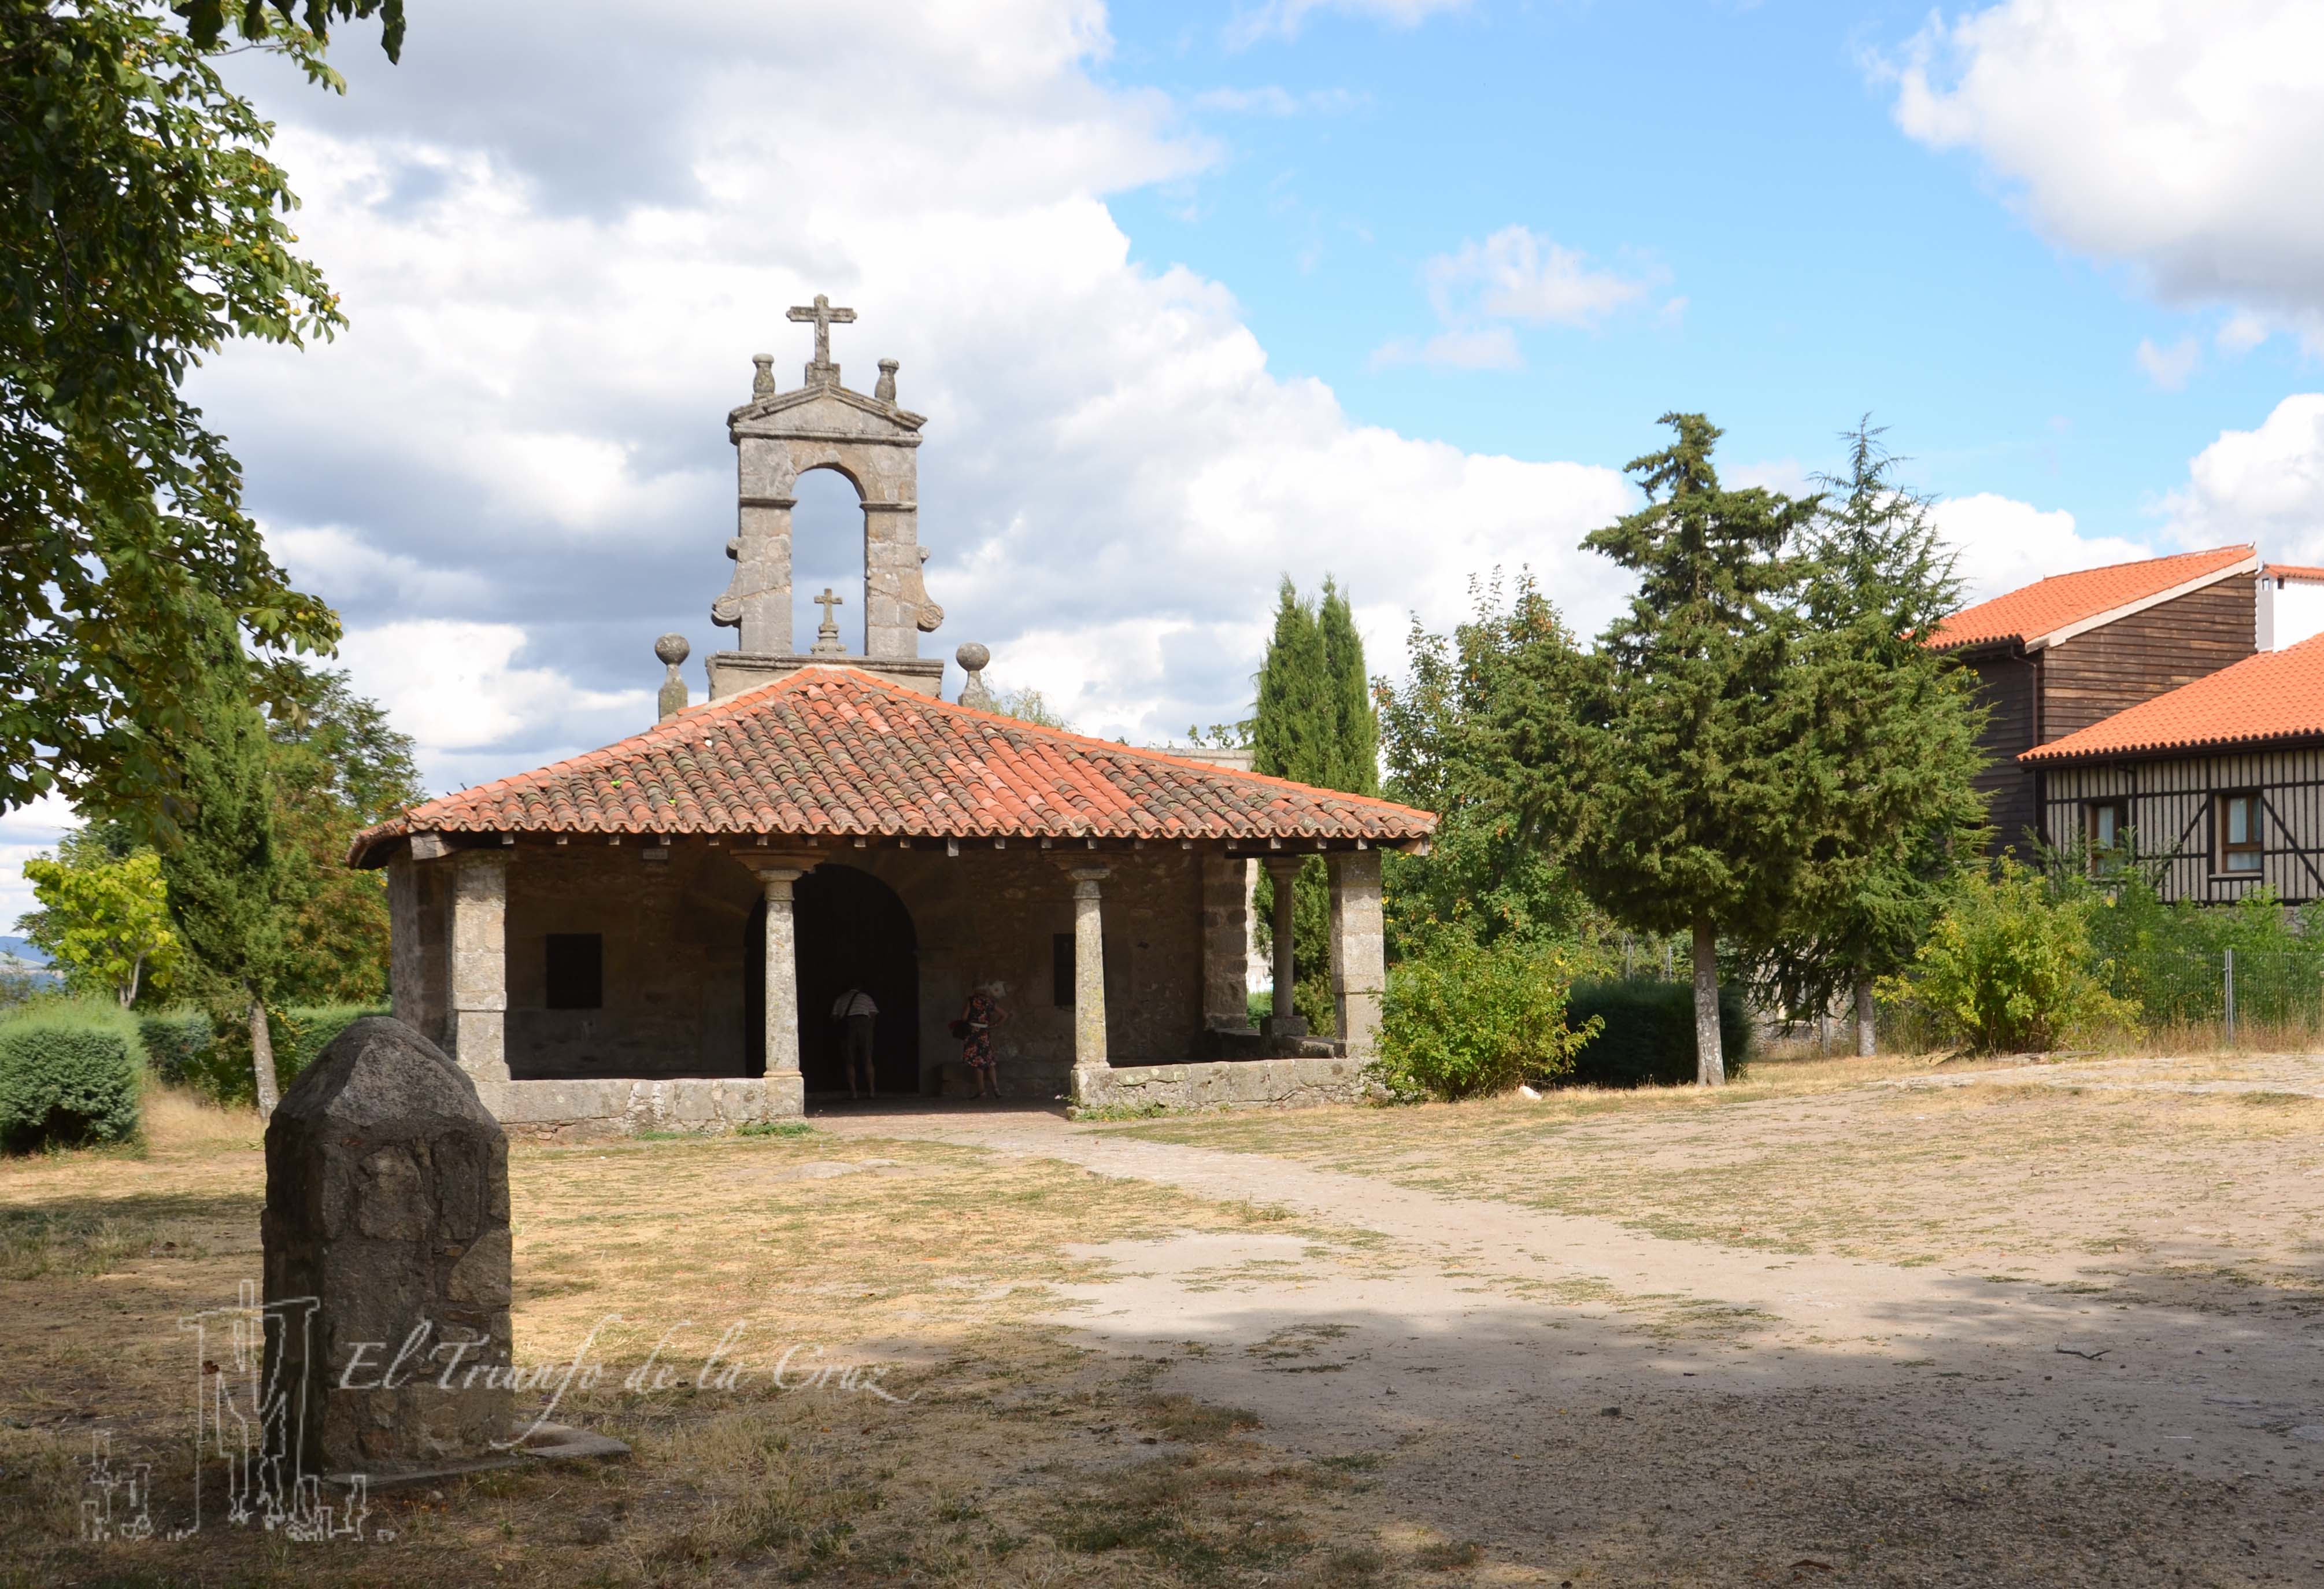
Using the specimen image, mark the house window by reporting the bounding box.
[2217,792,2264,875]
[1052,932,1075,1007]
[2085,800,2130,864]
[545,933,604,1009]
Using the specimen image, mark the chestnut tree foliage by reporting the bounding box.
[1,0,401,819]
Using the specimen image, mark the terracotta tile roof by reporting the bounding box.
[350,666,1434,864]
[2264,563,2324,584]
[1927,545,2256,652]
[2022,631,2324,766]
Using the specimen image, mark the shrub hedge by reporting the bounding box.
[178,1003,388,1106]
[138,1009,214,1086]
[1375,933,1599,1100]
[0,1001,144,1151]
[1563,979,1752,1088]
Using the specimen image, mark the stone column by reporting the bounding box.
[1199,853,1254,1031]
[734,437,795,655]
[1262,856,1306,1039]
[1327,849,1385,1059]
[863,500,919,659]
[758,867,807,1116]
[449,851,508,1083]
[1067,866,1111,1076]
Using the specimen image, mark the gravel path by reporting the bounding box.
[821,1100,2324,1586]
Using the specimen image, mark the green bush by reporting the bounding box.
[0,1002,143,1151]
[183,1002,387,1105]
[2070,866,2324,1029]
[137,1008,214,1086]
[1374,933,1599,1100]
[1564,979,1753,1088]
[1885,862,2136,1054]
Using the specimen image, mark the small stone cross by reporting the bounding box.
[787,294,856,374]
[811,586,846,655]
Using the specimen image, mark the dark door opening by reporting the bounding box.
[743,864,920,1093]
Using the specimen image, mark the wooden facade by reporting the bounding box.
[1955,577,2256,855]
[2037,745,2324,904]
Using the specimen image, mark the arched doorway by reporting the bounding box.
[743,864,920,1094]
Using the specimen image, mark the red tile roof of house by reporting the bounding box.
[349,666,1435,864]
[2022,631,2324,766]
[1927,545,2256,653]
[2265,563,2324,585]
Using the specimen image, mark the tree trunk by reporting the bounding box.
[1853,977,1876,1059]
[249,992,280,1116]
[1692,918,1724,1087]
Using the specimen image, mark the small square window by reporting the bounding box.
[2086,800,2129,862]
[1052,933,1075,1008]
[545,933,603,1010]
[2218,793,2264,875]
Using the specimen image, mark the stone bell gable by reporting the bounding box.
[711,294,942,699]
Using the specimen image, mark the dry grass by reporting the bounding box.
[0,1091,1497,1587]
[1115,1048,2324,1294]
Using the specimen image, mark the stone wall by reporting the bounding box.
[415,840,1230,1095]
[502,841,757,1080]
[475,1076,798,1140]
[1071,1055,1373,1114]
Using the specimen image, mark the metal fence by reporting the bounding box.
[2106,948,2324,1045]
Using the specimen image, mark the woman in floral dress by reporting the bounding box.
[957,983,1009,1099]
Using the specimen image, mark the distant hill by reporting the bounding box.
[0,935,51,967]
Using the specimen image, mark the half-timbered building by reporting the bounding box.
[1926,545,2261,855]
[2021,631,2324,904]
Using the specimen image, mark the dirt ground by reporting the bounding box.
[3,1049,2322,1586]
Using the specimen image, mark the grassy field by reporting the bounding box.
[5,1052,2322,1586]
[1118,1049,2324,1296]
[0,1092,1422,1587]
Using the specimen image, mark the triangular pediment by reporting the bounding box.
[728,380,925,438]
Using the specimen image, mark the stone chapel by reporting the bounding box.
[349,302,1437,1132]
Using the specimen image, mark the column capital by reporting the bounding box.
[736,851,820,886]
[1261,852,1305,881]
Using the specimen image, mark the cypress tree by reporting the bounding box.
[1253,578,1333,786]
[1318,578,1378,797]
[1530,413,1819,1085]
[149,597,305,1112]
[1250,576,1383,1032]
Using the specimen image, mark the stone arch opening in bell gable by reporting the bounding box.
[790,463,867,653]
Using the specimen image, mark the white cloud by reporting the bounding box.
[1930,493,2156,604]
[1191,85,1365,116]
[1368,326,1522,371]
[336,620,647,776]
[1425,226,1656,328]
[2158,394,2324,563]
[0,792,78,943]
[2218,312,2270,354]
[2136,335,2200,391]
[1225,0,1467,47]
[1727,458,1814,499]
[1885,0,2324,339]
[183,0,1637,791]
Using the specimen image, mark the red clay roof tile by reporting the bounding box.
[1927,545,2255,652]
[2022,630,2324,766]
[350,666,1435,864]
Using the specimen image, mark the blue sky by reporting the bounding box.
[1103,0,2305,532]
[8,0,2324,925]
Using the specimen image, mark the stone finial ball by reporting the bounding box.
[655,633,691,666]
[955,642,990,672]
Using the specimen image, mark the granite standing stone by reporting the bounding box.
[261,1016,513,1478]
